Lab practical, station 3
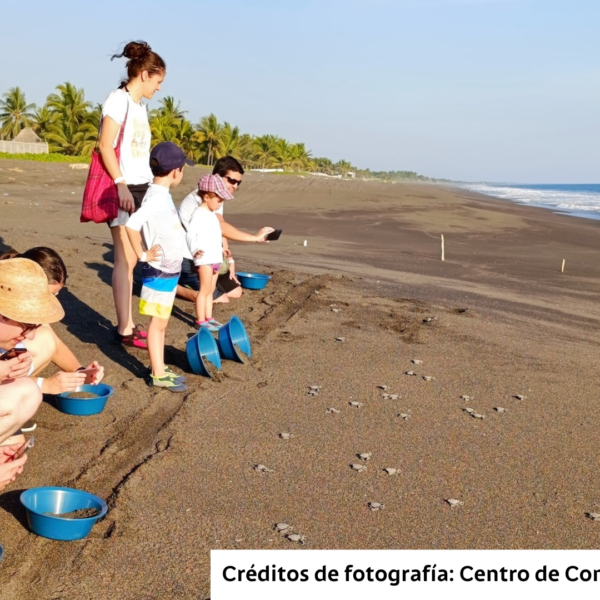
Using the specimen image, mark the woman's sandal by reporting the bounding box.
[133,324,148,339]
[115,330,148,349]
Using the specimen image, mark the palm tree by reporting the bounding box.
[45,118,96,155]
[46,82,92,130]
[287,142,312,171]
[31,105,57,140]
[252,134,279,169]
[171,118,195,160]
[157,96,186,120]
[0,87,36,140]
[150,113,177,145]
[334,159,353,175]
[195,114,222,166]
[214,122,242,160]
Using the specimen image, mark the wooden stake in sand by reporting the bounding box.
[561,258,565,273]
[441,235,445,261]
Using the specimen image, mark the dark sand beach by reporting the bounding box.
[1,160,600,598]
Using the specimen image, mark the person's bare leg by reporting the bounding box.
[226,286,243,299]
[205,273,218,320]
[196,266,214,323]
[111,225,138,336]
[176,284,198,303]
[0,379,42,445]
[147,316,168,377]
[213,294,230,304]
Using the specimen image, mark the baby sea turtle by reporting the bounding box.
[254,464,274,473]
[309,385,321,391]
[515,394,527,400]
[326,407,341,414]
[398,413,411,420]
[422,376,435,382]
[275,523,292,532]
[369,502,384,511]
[423,317,435,323]
[287,534,306,544]
[472,413,485,420]
[586,512,600,521]
[494,407,508,413]
[307,391,319,397]
[388,394,400,400]
[460,395,472,401]
[335,337,345,342]
[464,407,475,414]
[381,393,390,400]
[377,385,390,390]
[332,308,341,313]
[351,463,367,472]
[405,371,417,376]
[383,468,398,475]
[279,432,294,440]
[349,401,363,408]
[446,498,463,507]
[358,452,372,461]
[411,359,423,365]
[313,290,320,295]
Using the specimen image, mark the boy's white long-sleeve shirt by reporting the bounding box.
[126,184,186,274]
[185,207,223,266]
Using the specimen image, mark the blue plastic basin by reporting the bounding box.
[186,328,222,377]
[20,487,107,541]
[235,272,271,290]
[56,383,114,416]
[218,316,252,363]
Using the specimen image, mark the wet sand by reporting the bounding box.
[1,161,600,599]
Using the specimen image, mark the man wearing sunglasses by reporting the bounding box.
[0,258,65,494]
[177,156,274,304]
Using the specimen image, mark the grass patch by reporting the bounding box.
[0,153,90,164]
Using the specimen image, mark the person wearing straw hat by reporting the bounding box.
[0,258,64,491]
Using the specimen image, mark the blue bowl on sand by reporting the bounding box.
[235,272,271,290]
[56,383,114,416]
[20,487,107,541]
[186,328,222,377]
[218,316,252,363]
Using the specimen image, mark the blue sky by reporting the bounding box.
[2,0,598,182]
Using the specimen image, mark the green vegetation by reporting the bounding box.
[0,85,440,181]
[0,152,90,163]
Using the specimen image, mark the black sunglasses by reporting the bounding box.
[225,176,242,187]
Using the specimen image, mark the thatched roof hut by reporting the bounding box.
[13,128,42,143]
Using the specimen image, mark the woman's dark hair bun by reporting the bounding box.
[112,41,152,62]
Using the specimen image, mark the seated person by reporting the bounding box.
[177,156,274,305]
[0,258,65,486]
[0,248,105,395]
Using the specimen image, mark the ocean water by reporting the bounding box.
[464,183,600,221]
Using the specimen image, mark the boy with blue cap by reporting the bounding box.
[126,142,193,392]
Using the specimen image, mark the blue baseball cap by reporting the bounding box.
[150,141,194,172]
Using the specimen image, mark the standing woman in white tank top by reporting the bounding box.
[98,41,166,349]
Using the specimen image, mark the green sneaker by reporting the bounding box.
[147,366,186,384]
[164,366,187,383]
[150,375,187,393]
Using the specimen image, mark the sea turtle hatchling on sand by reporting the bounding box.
[405,371,417,376]
[446,498,463,507]
[586,513,600,521]
[335,337,345,342]
[287,534,306,544]
[494,407,508,413]
[275,523,292,533]
[472,413,485,420]
[377,385,390,391]
[384,468,398,476]
[369,502,385,511]
[398,413,411,420]
[326,408,341,414]
[332,308,341,313]
[351,463,367,472]
[464,407,475,414]
[358,452,372,461]
[460,395,472,401]
[411,359,423,365]
[422,376,435,382]
[515,394,527,400]
[254,464,274,473]
[279,432,294,440]
[349,401,364,408]
[388,394,400,400]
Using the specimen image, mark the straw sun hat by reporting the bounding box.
[0,258,64,324]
